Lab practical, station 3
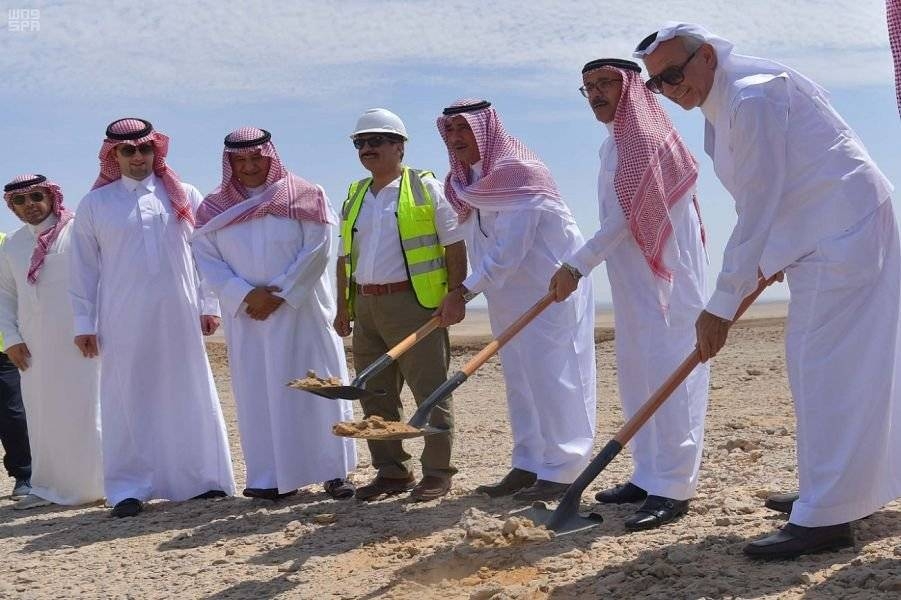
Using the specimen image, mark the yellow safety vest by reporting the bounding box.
[340,167,447,318]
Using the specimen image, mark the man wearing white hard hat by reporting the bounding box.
[335,108,467,502]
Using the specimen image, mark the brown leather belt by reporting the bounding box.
[356,280,412,296]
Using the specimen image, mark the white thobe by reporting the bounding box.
[463,166,596,484]
[568,126,709,501]
[192,191,357,493]
[0,217,103,505]
[69,175,235,505]
[702,57,901,526]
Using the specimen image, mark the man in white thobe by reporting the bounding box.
[0,174,103,510]
[548,58,709,531]
[70,117,235,518]
[637,22,901,558]
[436,99,597,502]
[192,127,357,501]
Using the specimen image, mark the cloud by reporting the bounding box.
[0,0,892,104]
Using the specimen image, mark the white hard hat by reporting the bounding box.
[351,108,408,140]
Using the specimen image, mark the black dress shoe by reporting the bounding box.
[764,491,799,514]
[354,474,415,501]
[242,488,298,500]
[624,495,689,531]
[512,479,570,502]
[193,489,228,500]
[595,481,647,504]
[475,468,537,498]
[323,478,355,500]
[111,498,143,518]
[743,522,853,559]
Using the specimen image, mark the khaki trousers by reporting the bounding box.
[353,289,455,479]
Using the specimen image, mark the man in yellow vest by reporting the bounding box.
[0,231,32,501]
[335,108,467,502]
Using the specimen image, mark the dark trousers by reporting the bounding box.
[0,352,30,480]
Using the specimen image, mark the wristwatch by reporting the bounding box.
[561,262,583,280]
[456,285,478,302]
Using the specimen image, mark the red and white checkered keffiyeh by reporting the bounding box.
[590,66,702,284]
[3,174,74,284]
[195,127,332,233]
[437,99,565,221]
[889,0,901,117]
[92,118,194,227]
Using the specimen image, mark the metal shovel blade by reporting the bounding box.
[288,383,385,401]
[515,501,604,536]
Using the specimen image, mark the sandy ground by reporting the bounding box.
[1,314,899,599]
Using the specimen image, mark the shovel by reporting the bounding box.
[526,275,777,534]
[332,292,557,441]
[289,316,443,401]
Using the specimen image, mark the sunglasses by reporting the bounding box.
[645,49,698,94]
[9,191,47,206]
[118,142,155,157]
[352,135,397,150]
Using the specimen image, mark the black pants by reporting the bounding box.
[0,351,30,480]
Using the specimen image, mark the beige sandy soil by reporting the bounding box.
[1,315,899,599]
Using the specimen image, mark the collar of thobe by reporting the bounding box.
[469,160,484,181]
[28,212,59,236]
[120,173,157,194]
[700,66,727,124]
[367,174,402,197]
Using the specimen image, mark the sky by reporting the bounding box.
[1,0,899,306]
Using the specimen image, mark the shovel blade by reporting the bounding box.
[515,501,604,536]
[289,384,383,401]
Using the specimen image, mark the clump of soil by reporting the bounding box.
[332,415,423,439]
[458,508,552,547]
[288,370,343,389]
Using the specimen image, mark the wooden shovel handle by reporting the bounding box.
[615,275,775,444]
[460,292,556,377]
[386,316,442,360]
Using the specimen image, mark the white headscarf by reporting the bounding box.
[633,22,827,100]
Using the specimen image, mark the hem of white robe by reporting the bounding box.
[534,456,591,485]
[629,472,698,502]
[789,483,901,527]
[28,485,104,507]
[106,481,237,506]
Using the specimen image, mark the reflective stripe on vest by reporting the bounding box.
[340,167,448,315]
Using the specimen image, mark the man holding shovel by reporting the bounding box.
[548,58,709,531]
[636,22,901,558]
[336,109,467,502]
[436,99,596,502]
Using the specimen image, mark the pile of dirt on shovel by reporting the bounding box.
[332,415,422,439]
[287,370,343,389]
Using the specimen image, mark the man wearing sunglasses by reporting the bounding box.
[193,127,357,502]
[336,108,466,502]
[548,58,709,530]
[69,118,235,517]
[0,175,103,510]
[636,23,901,558]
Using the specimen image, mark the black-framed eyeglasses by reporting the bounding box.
[9,191,47,206]
[578,78,622,98]
[645,49,698,94]
[352,135,398,150]
[118,142,155,157]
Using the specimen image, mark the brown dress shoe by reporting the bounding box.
[475,468,538,498]
[354,474,415,501]
[743,522,854,559]
[409,476,451,502]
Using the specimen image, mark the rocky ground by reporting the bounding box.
[1,319,899,599]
